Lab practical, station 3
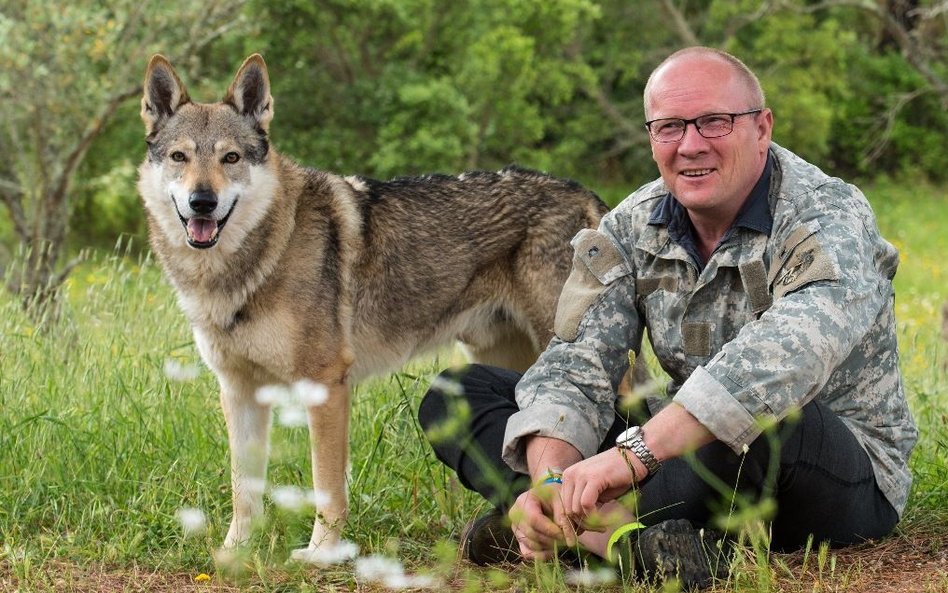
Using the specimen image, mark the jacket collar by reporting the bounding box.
[642,151,774,268]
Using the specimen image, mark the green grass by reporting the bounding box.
[0,245,488,591]
[0,182,945,592]
[868,181,948,520]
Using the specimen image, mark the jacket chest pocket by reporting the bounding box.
[638,268,763,368]
[636,276,683,365]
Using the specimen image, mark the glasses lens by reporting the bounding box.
[696,114,733,138]
[651,119,686,142]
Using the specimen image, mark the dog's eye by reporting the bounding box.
[223,152,240,164]
[170,151,187,162]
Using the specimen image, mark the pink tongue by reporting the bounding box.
[187,218,218,243]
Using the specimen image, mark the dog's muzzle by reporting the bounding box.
[174,191,238,249]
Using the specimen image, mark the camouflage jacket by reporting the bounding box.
[503,143,917,515]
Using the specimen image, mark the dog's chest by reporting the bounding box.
[183,293,298,383]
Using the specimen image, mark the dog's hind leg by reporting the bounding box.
[219,380,272,549]
[290,373,351,562]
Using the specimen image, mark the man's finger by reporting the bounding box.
[516,522,557,555]
[523,514,562,542]
[526,493,566,538]
[550,491,582,546]
[579,482,603,518]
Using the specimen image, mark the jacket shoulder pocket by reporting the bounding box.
[768,220,840,299]
[554,229,631,342]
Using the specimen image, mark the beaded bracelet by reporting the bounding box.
[541,467,563,485]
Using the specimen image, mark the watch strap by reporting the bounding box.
[617,426,662,476]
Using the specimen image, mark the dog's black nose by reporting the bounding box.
[189,189,218,214]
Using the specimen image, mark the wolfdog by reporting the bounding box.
[137,54,608,560]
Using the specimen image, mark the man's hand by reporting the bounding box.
[513,435,585,559]
[508,480,579,560]
[560,447,638,528]
[558,404,716,528]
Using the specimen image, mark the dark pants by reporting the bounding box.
[418,364,899,551]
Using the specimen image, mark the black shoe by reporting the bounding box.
[460,508,521,565]
[631,519,732,590]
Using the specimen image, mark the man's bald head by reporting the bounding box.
[644,47,765,119]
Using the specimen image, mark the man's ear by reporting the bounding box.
[757,107,774,145]
[223,54,273,131]
[141,54,190,135]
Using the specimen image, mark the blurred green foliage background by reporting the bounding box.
[1,0,945,260]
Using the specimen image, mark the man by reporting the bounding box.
[418,47,917,588]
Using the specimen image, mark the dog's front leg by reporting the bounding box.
[290,378,350,562]
[219,379,272,549]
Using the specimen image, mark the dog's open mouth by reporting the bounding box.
[176,199,238,249]
[187,218,220,248]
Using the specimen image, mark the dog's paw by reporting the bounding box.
[289,540,359,566]
[223,511,264,549]
[222,525,250,550]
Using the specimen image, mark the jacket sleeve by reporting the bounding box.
[501,217,644,473]
[673,181,898,452]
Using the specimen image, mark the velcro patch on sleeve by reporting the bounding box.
[768,221,840,299]
[554,229,630,342]
[575,228,627,284]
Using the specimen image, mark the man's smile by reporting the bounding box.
[681,168,714,177]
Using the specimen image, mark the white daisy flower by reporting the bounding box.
[175,507,207,536]
[293,379,329,406]
[163,359,200,382]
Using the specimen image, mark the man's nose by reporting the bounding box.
[677,121,710,153]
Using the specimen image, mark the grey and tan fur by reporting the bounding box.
[137,54,608,560]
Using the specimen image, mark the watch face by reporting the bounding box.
[616,425,642,446]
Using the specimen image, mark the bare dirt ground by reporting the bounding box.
[770,528,948,593]
[2,529,945,592]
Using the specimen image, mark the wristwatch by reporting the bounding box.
[615,425,662,476]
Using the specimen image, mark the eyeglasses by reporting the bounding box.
[645,109,763,143]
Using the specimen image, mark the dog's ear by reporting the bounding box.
[224,54,274,131]
[141,55,190,135]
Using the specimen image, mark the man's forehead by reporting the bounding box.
[646,56,745,115]
[652,55,735,91]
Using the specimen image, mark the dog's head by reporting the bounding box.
[137,54,277,251]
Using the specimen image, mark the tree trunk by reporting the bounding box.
[11,183,76,317]
[878,0,919,51]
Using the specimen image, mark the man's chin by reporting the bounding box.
[671,187,719,210]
